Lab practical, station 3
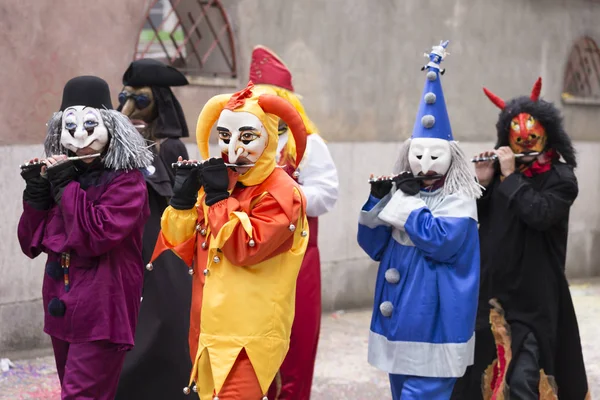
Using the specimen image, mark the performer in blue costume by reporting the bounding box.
[357,41,482,400]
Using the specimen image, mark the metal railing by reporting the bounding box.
[134,0,237,78]
[563,36,600,100]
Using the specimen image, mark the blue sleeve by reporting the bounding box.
[357,195,392,262]
[404,210,473,264]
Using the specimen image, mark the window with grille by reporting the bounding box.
[562,36,600,105]
[134,0,237,83]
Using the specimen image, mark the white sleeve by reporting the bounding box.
[297,134,339,217]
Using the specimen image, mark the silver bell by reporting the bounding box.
[213,256,221,263]
[188,268,194,276]
[262,397,269,400]
[249,239,256,247]
[203,268,209,276]
[301,230,308,237]
[200,229,207,236]
[293,171,300,178]
[213,397,220,400]
[288,224,296,232]
[192,385,198,393]
[201,242,207,249]
[145,263,153,271]
[183,386,191,395]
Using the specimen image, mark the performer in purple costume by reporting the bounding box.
[17,76,153,400]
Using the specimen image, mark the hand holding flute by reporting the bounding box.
[473,147,535,186]
[169,157,236,209]
[20,153,101,176]
[369,171,444,198]
[170,156,204,210]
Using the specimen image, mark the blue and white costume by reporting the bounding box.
[357,41,481,400]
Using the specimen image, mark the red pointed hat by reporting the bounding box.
[249,45,294,92]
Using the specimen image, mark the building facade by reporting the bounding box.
[1,0,600,353]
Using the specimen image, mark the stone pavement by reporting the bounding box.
[1,279,599,399]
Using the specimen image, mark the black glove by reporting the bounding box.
[370,178,393,199]
[21,163,52,210]
[169,163,203,210]
[203,158,230,206]
[46,160,78,204]
[394,172,421,196]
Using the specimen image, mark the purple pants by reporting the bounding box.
[51,337,127,400]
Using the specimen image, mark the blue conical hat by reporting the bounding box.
[412,40,453,141]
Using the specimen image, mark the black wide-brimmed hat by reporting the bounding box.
[59,76,114,111]
[122,58,189,87]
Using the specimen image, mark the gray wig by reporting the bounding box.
[394,139,483,199]
[44,110,153,171]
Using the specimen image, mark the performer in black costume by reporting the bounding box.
[115,58,192,400]
[451,78,589,400]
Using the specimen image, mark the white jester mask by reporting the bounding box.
[216,110,269,167]
[60,106,109,153]
[408,138,452,177]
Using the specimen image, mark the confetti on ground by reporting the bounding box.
[0,357,60,400]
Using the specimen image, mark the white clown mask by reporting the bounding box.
[60,106,109,154]
[408,138,452,177]
[216,110,268,167]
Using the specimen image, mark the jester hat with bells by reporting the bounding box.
[195,81,308,186]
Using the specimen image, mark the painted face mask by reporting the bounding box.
[508,113,547,154]
[60,106,109,155]
[216,110,268,167]
[408,138,452,177]
[118,86,156,124]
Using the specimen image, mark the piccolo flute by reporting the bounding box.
[471,152,540,163]
[19,153,101,170]
[368,173,444,184]
[171,161,256,169]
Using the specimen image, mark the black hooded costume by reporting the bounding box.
[115,59,193,400]
[451,81,589,399]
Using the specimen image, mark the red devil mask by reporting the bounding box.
[483,78,547,155]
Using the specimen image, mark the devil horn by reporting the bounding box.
[483,87,506,110]
[530,77,542,101]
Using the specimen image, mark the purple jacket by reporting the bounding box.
[18,169,150,347]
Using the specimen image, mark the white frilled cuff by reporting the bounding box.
[378,190,426,230]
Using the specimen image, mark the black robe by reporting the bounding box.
[452,162,589,399]
[115,137,192,400]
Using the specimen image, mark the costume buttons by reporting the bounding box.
[45,261,62,279]
[48,298,66,317]
[380,301,394,317]
[385,268,400,284]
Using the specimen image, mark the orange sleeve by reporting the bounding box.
[207,191,302,266]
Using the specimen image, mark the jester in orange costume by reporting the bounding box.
[148,82,309,399]
[249,45,339,400]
